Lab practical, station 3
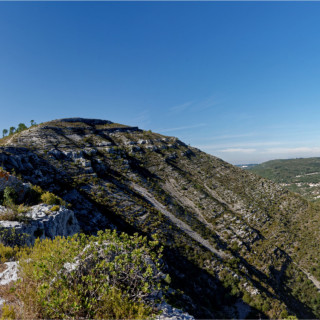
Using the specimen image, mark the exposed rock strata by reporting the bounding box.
[0,118,317,319]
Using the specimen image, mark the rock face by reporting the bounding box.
[0,118,319,319]
[58,118,113,125]
[0,204,80,245]
[0,170,29,202]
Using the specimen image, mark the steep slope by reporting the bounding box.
[248,157,320,201]
[0,118,320,318]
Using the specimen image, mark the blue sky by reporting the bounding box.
[1,2,320,164]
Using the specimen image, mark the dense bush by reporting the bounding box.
[23,185,42,205]
[0,243,20,262]
[40,191,65,206]
[0,228,30,247]
[16,230,167,319]
[3,187,18,206]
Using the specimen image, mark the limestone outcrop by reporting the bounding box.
[0,204,80,245]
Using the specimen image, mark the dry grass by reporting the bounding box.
[0,262,37,319]
[0,205,29,222]
[0,278,23,319]
[0,263,7,273]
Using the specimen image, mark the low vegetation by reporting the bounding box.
[3,230,166,319]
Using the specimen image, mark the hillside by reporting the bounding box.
[0,118,320,318]
[248,158,320,201]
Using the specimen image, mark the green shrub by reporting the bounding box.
[40,192,65,206]
[0,243,20,262]
[16,204,28,214]
[0,228,29,247]
[0,303,16,319]
[3,187,18,206]
[23,185,43,205]
[50,205,60,212]
[17,230,166,319]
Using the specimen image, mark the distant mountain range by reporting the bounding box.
[1,118,320,318]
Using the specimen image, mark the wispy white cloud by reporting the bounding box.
[197,140,284,150]
[262,147,320,155]
[203,132,258,141]
[169,101,194,114]
[159,123,206,133]
[219,148,256,153]
[126,111,150,128]
[168,95,220,115]
[191,96,220,112]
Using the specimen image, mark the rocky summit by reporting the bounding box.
[1,118,320,318]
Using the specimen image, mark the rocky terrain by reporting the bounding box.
[0,204,80,245]
[0,118,320,318]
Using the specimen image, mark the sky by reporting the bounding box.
[1,2,320,164]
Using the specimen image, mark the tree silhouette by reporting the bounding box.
[17,123,27,133]
[9,127,16,135]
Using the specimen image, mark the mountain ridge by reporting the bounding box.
[0,118,320,318]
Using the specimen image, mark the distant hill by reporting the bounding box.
[247,157,320,201]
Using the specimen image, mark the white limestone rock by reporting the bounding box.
[62,150,83,160]
[0,262,19,286]
[0,204,80,245]
[96,141,113,147]
[84,148,97,156]
[155,302,195,320]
